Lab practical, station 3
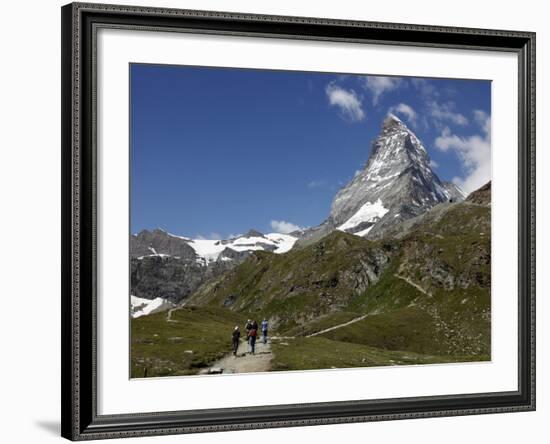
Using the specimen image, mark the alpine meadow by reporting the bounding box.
[130,64,491,378]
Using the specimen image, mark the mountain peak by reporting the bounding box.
[319,114,459,240]
[381,113,408,134]
[384,112,404,125]
[242,229,264,238]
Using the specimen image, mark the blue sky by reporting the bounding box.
[130,64,491,238]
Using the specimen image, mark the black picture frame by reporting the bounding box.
[61,2,536,440]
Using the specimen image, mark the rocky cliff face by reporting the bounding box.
[300,114,465,244]
[130,229,197,260]
[131,255,237,304]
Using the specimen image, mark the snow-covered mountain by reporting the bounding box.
[131,228,297,264]
[130,229,298,309]
[301,113,465,243]
[170,230,297,264]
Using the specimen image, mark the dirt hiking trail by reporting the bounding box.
[305,314,369,338]
[200,338,272,375]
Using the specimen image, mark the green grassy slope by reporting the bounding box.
[189,231,394,332]
[131,306,244,378]
[271,336,478,371]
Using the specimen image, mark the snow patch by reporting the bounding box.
[186,232,298,262]
[167,232,191,241]
[231,236,272,246]
[131,295,174,318]
[265,233,298,253]
[137,253,172,260]
[354,226,374,237]
[188,239,226,262]
[337,199,389,232]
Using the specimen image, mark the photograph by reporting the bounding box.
[55,1,537,440]
[129,64,492,378]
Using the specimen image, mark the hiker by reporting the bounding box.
[245,319,253,352]
[248,324,258,354]
[261,318,269,344]
[252,319,259,331]
[232,326,240,356]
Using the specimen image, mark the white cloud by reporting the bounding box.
[434,112,491,193]
[325,83,365,122]
[428,101,468,126]
[473,109,491,134]
[410,80,469,130]
[270,220,303,234]
[429,159,439,169]
[389,103,417,126]
[363,76,403,104]
[411,78,438,98]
